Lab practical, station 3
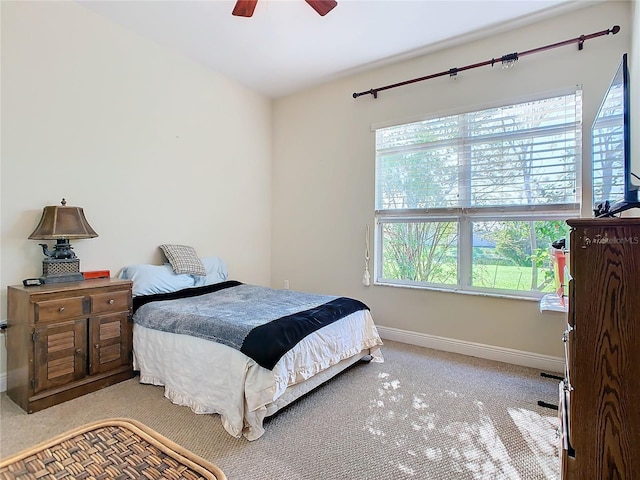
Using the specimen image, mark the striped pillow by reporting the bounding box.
[159,244,206,276]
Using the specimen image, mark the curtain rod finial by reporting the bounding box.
[611,25,620,35]
[352,89,378,99]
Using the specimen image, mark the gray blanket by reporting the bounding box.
[134,283,338,351]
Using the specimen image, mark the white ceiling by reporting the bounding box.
[79,0,587,98]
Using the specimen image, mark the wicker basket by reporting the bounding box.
[0,418,226,480]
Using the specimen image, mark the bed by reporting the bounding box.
[119,253,383,441]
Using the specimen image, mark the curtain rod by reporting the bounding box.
[352,25,620,99]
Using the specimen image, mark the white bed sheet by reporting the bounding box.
[133,309,383,440]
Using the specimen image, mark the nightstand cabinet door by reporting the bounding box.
[89,312,131,375]
[33,319,88,393]
[6,278,134,413]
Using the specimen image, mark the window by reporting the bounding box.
[374,89,582,298]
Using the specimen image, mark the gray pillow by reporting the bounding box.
[159,244,206,276]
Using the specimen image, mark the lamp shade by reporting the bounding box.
[28,199,98,240]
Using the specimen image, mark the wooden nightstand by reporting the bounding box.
[6,278,134,413]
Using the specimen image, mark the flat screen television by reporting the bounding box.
[592,53,640,217]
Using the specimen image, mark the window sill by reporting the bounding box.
[539,293,568,313]
[373,281,543,302]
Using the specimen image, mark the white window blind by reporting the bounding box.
[375,90,582,212]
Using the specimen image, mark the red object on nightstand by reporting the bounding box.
[83,270,110,279]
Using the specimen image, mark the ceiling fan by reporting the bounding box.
[232,0,338,17]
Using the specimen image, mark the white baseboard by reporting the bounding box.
[377,325,564,374]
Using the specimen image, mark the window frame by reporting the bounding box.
[373,89,582,299]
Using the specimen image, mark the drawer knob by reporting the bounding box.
[76,349,82,354]
[59,307,65,312]
[108,299,115,305]
[94,344,100,349]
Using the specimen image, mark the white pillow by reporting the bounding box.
[119,264,195,297]
[193,256,229,287]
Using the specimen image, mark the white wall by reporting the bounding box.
[271,1,632,360]
[0,2,272,387]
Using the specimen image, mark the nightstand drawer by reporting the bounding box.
[91,290,130,315]
[35,296,86,323]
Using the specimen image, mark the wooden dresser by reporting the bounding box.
[561,218,640,479]
[6,278,134,413]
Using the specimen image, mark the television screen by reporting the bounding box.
[592,53,638,216]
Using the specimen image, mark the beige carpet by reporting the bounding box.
[0,340,560,480]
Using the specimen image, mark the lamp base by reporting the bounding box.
[41,272,85,284]
[41,258,84,284]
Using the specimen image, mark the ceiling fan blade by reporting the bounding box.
[305,0,337,16]
[232,0,258,17]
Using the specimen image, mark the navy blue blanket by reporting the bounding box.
[132,281,369,370]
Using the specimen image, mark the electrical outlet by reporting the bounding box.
[283,280,289,290]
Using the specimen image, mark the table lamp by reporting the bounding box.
[28,198,98,283]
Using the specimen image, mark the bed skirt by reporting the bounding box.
[133,309,383,440]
